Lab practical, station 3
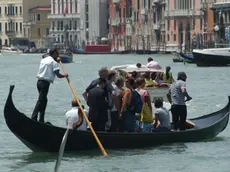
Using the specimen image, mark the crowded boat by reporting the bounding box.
[64,57,193,133]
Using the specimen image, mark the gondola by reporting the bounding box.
[179,52,195,63]
[4,85,230,152]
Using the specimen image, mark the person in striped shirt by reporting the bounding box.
[167,72,192,130]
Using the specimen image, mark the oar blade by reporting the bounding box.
[54,127,70,172]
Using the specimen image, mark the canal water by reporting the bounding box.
[0,53,230,172]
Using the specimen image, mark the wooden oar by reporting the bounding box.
[53,58,108,171]
[54,124,71,172]
[58,57,108,156]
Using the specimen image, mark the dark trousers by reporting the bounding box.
[31,80,50,123]
[171,105,187,130]
[89,107,107,131]
[122,110,136,132]
[110,111,118,132]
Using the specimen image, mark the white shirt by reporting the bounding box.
[111,84,120,112]
[65,107,88,131]
[37,56,60,83]
[146,61,162,69]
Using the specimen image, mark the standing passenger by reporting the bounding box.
[167,72,192,130]
[87,78,108,131]
[121,77,136,132]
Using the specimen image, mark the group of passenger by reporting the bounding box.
[68,63,176,133]
[31,48,192,133]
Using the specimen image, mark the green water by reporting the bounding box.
[0,53,230,172]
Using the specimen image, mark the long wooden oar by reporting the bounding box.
[54,58,108,172]
[58,58,108,155]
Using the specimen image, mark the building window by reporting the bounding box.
[193,19,195,30]
[4,39,8,46]
[53,0,55,14]
[38,28,41,37]
[74,20,77,29]
[20,6,22,14]
[16,23,18,31]
[60,21,63,30]
[46,28,49,36]
[70,0,72,13]
[0,7,1,14]
[37,14,40,21]
[69,20,72,30]
[20,22,22,31]
[174,20,176,30]
[5,23,7,31]
[200,18,202,30]
[174,34,176,41]
[5,7,7,14]
[167,34,170,41]
[23,28,26,36]
[167,20,170,31]
[0,23,1,32]
[0,39,2,47]
[15,6,17,14]
[28,28,30,39]
[52,21,55,30]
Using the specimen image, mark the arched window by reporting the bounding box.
[37,14,40,21]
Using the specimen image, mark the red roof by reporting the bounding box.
[29,6,51,13]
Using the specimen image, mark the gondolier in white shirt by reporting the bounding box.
[31,48,68,123]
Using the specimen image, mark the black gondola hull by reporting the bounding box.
[4,85,230,152]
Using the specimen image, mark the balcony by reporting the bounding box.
[121,17,125,24]
[6,30,16,37]
[112,0,119,3]
[110,18,120,26]
[140,8,147,15]
[168,9,194,17]
[153,23,160,30]
[200,2,208,11]
[48,13,80,19]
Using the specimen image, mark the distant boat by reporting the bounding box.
[42,50,73,64]
[59,51,73,63]
[179,52,195,63]
[193,48,230,67]
[1,46,22,55]
[135,50,159,54]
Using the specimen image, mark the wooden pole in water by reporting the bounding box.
[58,57,108,156]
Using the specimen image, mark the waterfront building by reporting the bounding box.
[211,0,230,48]
[23,6,51,48]
[165,0,204,52]
[48,0,81,47]
[0,0,49,49]
[108,0,132,50]
[80,0,109,45]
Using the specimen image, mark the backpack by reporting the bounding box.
[128,89,143,113]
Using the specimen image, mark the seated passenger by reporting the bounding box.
[152,98,171,132]
[163,66,174,84]
[144,72,156,87]
[65,99,88,130]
